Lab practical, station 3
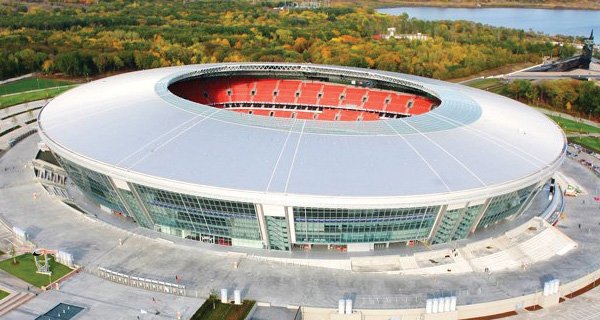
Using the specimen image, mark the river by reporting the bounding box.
[378,7,599,40]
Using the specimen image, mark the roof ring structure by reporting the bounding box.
[155,63,483,136]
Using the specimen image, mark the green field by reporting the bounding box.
[0,85,76,110]
[548,115,600,134]
[466,78,506,93]
[570,136,600,153]
[0,77,74,96]
[0,254,73,288]
[191,296,255,320]
[0,289,8,300]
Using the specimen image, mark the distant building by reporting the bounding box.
[297,0,330,9]
[532,30,595,72]
[581,30,594,69]
[380,28,428,41]
[273,0,330,10]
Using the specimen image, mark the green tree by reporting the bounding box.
[576,81,600,117]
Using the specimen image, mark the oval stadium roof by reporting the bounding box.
[38,63,566,208]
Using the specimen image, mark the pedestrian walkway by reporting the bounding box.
[0,101,45,150]
[3,273,203,320]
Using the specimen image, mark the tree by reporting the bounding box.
[0,0,579,81]
[10,244,17,265]
[293,37,309,53]
[503,80,535,102]
[209,288,218,309]
[576,81,600,118]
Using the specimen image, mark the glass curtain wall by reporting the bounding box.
[54,153,544,248]
[132,184,261,242]
[476,184,538,230]
[266,216,290,251]
[55,155,128,215]
[452,204,483,240]
[293,206,440,244]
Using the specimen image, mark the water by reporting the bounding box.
[378,7,599,40]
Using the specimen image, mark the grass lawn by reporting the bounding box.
[0,85,76,110]
[466,78,506,93]
[548,115,600,134]
[0,254,73,288]
[0,289,8,300]
[0,77,74,96]
[570,136,600,153]
[191,296,255,320]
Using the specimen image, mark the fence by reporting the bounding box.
[97,267,186,296]
[55,251,74,268]
[12,226,27,242]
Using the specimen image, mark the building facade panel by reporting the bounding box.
[55,155,128,215]
[132,184,262,246]
[293,206,441,244]
[52,149,553,251]
[476,183,539,230]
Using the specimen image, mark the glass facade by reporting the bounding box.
[266,216,290,251]
[117,188,154,229]
[53,153,547,250]
[132,184,261,243]
[452,204,483,240]
[293,206,440,244]
[431,203,484,244]
[55,155,128,215]
[431,207,463,245]
[476,184,538,230]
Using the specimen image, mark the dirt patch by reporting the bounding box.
[565,278,600,299]
[460,310,518,320]
[524,305,543,311]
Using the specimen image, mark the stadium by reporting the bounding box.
[36,63,566,253]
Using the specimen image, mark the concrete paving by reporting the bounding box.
[505,65,600,80]
[0,100,45,150]
[252,306,298,320]
[3,273,203,320]
[0,131,600,318]
[510,286,600,320]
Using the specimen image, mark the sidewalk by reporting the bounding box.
[535,107,599,128]
[0,74,33,86]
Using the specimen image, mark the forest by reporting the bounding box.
[0,0,578,81]
[343,0,600,10]
[501,80,600,118]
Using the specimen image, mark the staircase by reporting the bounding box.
[0,292,35,316]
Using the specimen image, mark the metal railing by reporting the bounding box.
[97,267,186,296]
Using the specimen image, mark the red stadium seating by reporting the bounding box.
[276,80,302,104]
[363,91,389,111]
[169,77,438,121]
[253,79,279,103]
[318,84,344,107]
[341,87,368,108]
[318,108,340,121]
[362,112,381,121]
[203,78,231,104]
[411,97,434,115]
[297,82,322,105]
[386,93,412,114]
[340,110,362,121]
[230,78,254,102]
[295,111,317,120]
